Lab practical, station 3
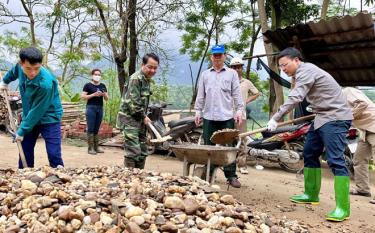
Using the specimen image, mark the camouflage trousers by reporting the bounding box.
[122,118,148,168]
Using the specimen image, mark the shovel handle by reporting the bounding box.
[1,89,28,168]
[238,114,315,138]
[147,122,162,139]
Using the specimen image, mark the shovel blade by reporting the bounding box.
[210,129,239,145]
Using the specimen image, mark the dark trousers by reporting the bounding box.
[203,118,237,180]
[303,120,351,176]
[86,105,103,134]
[20,123,64,168]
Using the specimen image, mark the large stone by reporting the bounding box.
[100,212,113,225]
[126,222,144,233]
[90,213,100,224]
[183,198,199,215]
[71,219,82,230]
[220,195,235,205]
[29,220,49,233]
[4,225,20,233]
[225,227,242,233]
[21,180,38,193]
[130,216,145,225]
[160,222,178,233]
[78,199,96,210]
[260,223,270,233]
[125,206,145,218]
[164,196,185,210]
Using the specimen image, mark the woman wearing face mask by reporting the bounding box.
[81,68,109,155]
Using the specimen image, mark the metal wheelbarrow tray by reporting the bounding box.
[170,144,238,183]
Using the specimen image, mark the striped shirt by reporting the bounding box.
[194,66,244,121]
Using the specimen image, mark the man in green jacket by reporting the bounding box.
[0,47,64,168]
[117,53,159,169]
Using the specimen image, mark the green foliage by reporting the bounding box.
[265,0,320,26]
[178,0,236,62]
[151,81,168,103]
[326,0,358,18]
[101,68,121,126]
[0,28,40,60]
[70,93,81,102]
[167,85,194,109]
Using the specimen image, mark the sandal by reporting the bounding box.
[350,189,371,197]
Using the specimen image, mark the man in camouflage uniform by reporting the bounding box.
[117,53,159,169]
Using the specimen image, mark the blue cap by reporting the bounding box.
[210,44,225,54]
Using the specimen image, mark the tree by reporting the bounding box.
[321,0,330,19]
[90,0,185,95]
[178,0,236,108]
[228,0,261,80]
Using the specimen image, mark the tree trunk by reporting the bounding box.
[128,0,137,76]
[116,58,126,95]
[245,25,261,79]
[321,0,330,19]
[245,2,261,79]
[257,0,283,117]
[20,0,36,46]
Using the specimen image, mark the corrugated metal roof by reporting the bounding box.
[263,13,375,86]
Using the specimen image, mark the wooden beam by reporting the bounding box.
[242,52,279,60]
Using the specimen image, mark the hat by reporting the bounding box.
[230,57,244,66]
[210,44,225,54]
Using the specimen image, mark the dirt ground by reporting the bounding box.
[0,133,375,233]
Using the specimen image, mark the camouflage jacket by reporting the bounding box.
[117,70,151,127]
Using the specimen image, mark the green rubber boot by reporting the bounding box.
[290,167,321,204]
[326,176,350,222]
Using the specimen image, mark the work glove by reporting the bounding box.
[0,81,8,90]
[358,129,366,142]
[267,118,278,132]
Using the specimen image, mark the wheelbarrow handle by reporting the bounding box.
[238,114,316,138]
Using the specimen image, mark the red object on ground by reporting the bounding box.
[61,120,114,139]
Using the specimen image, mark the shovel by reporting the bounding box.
[147,122,172,143]
[210,114,316,145]
[1,89,28,168]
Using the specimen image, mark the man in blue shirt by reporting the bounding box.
[0,47,64,168]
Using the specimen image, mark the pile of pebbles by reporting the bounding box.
[0,166,309,233]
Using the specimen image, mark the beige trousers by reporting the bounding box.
[353,131,375,193]
[236,120,248,169]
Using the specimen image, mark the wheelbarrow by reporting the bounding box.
[170,141,240,184]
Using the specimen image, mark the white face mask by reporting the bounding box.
[92,75,101,82]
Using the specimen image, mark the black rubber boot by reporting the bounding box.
[87,134,96,155]
[94,134,104,153]
[124,157,136,168]
[135,159,146,169]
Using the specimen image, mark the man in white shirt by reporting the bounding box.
[343,87,375,204]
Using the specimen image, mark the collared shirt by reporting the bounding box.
[272,62,352,129]
[194,66,244,121]
[343,87,375,133]
[3,63,63,136]
[239,78,259,119]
